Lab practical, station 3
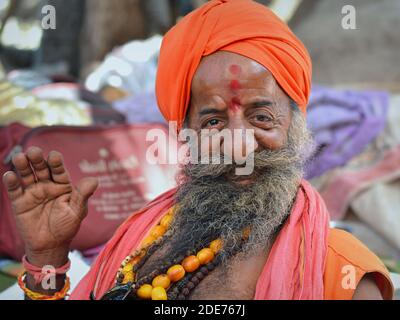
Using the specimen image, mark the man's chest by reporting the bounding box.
[188,252,268,300]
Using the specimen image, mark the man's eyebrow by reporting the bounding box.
[252,100,274,107]
[198,108,224,116]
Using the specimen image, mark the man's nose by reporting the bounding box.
[221,125,258,164]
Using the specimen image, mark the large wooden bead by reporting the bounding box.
[137,284,153,299]
[152,287,168,300]
[152,274,171,289]
[167,265,186,282]
[182,256,200,273]
[197,248,215,265]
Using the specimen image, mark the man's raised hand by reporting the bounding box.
[2,147,98,267]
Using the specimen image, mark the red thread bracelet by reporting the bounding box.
[22,255,71,285]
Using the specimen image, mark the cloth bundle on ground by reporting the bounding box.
[84,35,162,96]
[0,80,125,127]
[0,81,92,127]
[113,92,164,124]
[311,94,400,251]
[305,86,389,179]
[32,83,126,125]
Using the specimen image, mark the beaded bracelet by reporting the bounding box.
[18,272,70,300]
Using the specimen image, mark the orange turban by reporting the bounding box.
[156,0,312,129]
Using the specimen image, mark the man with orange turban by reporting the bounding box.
[2,0,393,300]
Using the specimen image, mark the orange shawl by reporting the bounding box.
[70,180,329,300]
[156,0,312,130]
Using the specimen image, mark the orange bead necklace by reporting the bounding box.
[115,206,224,300]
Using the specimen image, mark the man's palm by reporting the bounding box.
[2,147,98,253]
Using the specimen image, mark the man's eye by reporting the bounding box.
[255,115,271,122]
[207,119,220,126]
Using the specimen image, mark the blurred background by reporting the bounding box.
[0,0,399,298]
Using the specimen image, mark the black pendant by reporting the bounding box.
[99,283,136,300]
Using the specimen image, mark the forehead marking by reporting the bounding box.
[229,64,242,75]
[229,97,241,112]
[230,79,241,91]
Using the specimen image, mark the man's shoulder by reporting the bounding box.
[323,228,393,299]
[327,228,386,271]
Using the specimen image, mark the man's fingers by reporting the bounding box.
[26,147,51,181]
[2,171,24,201]
[47,151,70,184]
[70,177,98,220]
[11,152,36,187]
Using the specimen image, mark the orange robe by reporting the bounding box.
[324,228,393,299]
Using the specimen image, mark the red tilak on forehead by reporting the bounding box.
[229,64,241,75]
[228,64,242,91]
[228,65,242,112]
[230,79,241,91]
[229,97,241,112]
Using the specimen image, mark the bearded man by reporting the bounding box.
[2,0,393,300]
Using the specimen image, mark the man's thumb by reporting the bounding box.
[77,177,98,200]
[70,177,98,219]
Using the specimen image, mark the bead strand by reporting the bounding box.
[112,205,255,301]
[135,238,223,300]
[116,207,176,284]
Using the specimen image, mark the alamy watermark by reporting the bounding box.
[341,264,357,290]
[41,5,56,30]
[40,265,57,290]
[341,5,357,30]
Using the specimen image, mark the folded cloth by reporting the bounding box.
[352,179,400,250]
[112,92,165,124]
[306,86,389,179]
